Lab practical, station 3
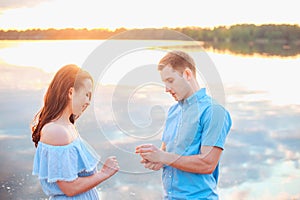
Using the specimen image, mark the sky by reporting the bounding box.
[0,0,299,30]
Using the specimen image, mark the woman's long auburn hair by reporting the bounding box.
[31,64,93,147]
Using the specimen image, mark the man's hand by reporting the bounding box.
[140,158,164,171]
[136,144,165,163]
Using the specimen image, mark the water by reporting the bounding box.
[0,40,299,200]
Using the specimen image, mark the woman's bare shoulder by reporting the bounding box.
[40,122,73,146]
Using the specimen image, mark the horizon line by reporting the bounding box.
[1,23,299,31]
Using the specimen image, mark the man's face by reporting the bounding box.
[160,65,191,101]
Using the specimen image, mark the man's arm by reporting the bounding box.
[136,144,222,174]
[163,146,222,174]
[141,142,166,171]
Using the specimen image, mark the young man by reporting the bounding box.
[136,50,232,199]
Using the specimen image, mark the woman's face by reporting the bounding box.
[71,79,93,118]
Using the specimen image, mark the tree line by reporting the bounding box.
[176,24,300,44]
[0,28,126,40]
[1,24,299,56]
[1,24,299,44]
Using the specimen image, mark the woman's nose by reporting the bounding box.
[165,85,171,92]
[85,99,90,106]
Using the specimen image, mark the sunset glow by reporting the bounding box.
[0,1,300,200]
[0,0,299,30]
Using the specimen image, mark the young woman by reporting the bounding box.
[31,64,119,199]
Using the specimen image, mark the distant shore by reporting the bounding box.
[1,24,299,43]
[1,24,300,57]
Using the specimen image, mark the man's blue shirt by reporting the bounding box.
[162,88,232,200]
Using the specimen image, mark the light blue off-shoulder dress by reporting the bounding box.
[32,136,101,199]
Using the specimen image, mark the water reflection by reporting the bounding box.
[159,42,300,58]
[0,41,299,199]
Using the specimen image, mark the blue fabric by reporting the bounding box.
[32,137,101,199]
[162,88,232,200]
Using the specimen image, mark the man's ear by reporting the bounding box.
[68,87,74,100]
[183,68,193,81]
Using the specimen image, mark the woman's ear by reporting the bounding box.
[68,87,74,100]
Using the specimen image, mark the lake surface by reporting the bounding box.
[0,40,299,200]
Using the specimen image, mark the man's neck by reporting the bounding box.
[186,79,201,99]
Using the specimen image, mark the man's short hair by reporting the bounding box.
[158,50,196,77]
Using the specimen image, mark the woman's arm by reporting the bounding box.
[57,156,119,197]
[40,124,119,197]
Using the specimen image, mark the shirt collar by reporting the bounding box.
[179,88,206,106]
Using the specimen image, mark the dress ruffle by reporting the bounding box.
[32,137,100,183]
